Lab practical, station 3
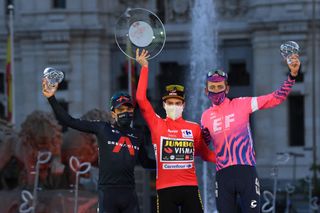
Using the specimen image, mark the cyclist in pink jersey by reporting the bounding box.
[136,49,216,213]
[201,55,300,213]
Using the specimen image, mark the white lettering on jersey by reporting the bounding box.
[163,163,193,169]
[213,117,222,132]
[213,114,235,133]
[225,114,235,128]
[168,129,178,133]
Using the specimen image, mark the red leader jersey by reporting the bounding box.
[136,66,216,190]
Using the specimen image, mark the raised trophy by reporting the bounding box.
[280,41,300,64]
[115,8,166,60]
[43,67,64,92]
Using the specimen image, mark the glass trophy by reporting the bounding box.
[43,67,64,92]
[280,41,300,64]
[115,8,166,60]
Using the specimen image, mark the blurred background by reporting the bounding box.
[0,0,319,212]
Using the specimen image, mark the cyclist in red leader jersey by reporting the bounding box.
[201,55,300,213]
[135,49,216,213]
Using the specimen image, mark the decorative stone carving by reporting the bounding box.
[217,0,249,18]
[0,111,64,188]
[0,119,15,141]
[173,0,189,15]
[41,31,70,43]
[278,22,308,33]
[118,0,147,8]
[167,0,191,23]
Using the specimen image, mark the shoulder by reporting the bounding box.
[130,127,143,136]
[201,108,212,118]
[231,97,253,104]
[185,120,200,126]
[200,107,213,124]
[128,129,142,141]
[125,125,144,136]
[155,114,163,120]
[83,119,109,128]
[184,120,201,132]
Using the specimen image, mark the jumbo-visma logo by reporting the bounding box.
[160,137,194,162]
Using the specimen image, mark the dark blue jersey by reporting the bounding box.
[48,96,155,189]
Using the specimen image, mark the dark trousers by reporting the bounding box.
[157,185,204,213]
[98,187,140,213]
[216,165,261,213]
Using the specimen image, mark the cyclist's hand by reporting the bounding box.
[42,78,58,98]
[288,54,300,77]
[136,49,150,67]
[201,127,212,146]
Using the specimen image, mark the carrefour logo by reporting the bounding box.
[163,163,193,170]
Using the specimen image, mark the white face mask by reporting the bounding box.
[164,103,184,120]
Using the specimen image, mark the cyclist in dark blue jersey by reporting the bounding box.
[42,79,155,213]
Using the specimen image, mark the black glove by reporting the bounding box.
[201,127,212,146]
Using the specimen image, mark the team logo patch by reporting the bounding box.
[127,133,138,139]
[117,96,129,102]
[168,129,178,133]
[111,136,137,156]
[169,91,177,95]
[181,129,193,138]
[163,163,192,169]
[160,137,194,162]
[112,129,120,134]
[250,200,257,208]
[255,178,260,196]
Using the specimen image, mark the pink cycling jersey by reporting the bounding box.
[201,76,295,171]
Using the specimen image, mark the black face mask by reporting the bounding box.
[116,112,133,127]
